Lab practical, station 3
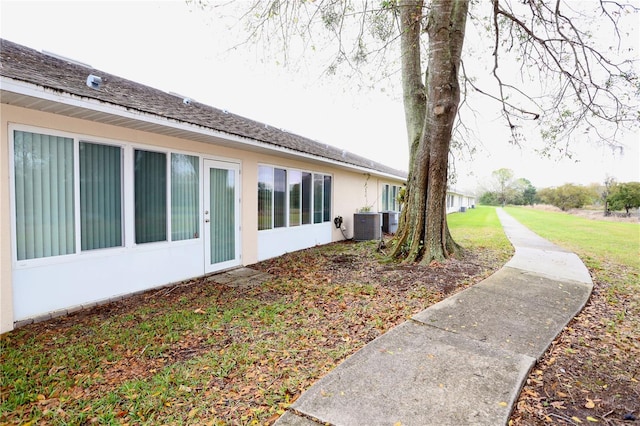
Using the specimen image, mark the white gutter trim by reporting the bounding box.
[1,76,406,181]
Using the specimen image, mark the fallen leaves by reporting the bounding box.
[510,261,639,425]
[1,238,501,425]
[5,237,635,425]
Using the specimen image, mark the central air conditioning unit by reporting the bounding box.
[353,212,382,241]
[381,211,399,234]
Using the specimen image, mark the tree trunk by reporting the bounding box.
[422,0,468,263]
[389,0,427,262]
[392,0,468,263]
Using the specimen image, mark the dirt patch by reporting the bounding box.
[256,239,496,299]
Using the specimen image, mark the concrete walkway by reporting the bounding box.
[275,208,593,426]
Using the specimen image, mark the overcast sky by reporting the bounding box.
[1,0,638,192]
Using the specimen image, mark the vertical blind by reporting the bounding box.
[258,166,273,230]
[389,185,398,211]
[134,150,167,244]
[171,154,199,240]
[382,185,389,211]
[302,172,312,225]
[313,174,323,223]
[13,129,209,262]
[14,131,75,260]
[288,170,302,227]
[274,168,286,228]
[210,168,235,264]
[381,185,401,211]
[80,142,122,250]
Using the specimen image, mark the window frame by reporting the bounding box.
[9,124,203,268]
[79,140,124,252]
[12,129,77,260]
[381,183,403,212]
[258,164,332,232]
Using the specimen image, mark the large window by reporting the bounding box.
[80,142,123,251]
[134,150,167,244]
[171,154,199,241]
[12,128,201,263]
[258,165,331,230]
[13,131,75,260]
[382,183,403,211]
[135,151,202,244]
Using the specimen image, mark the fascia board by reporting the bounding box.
[1,76,405,181]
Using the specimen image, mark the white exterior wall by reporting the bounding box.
[446,190,476,214]
[257,223,332,260]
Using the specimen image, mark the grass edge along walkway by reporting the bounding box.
[504,206,639,269]
[504,206,639,425]
[0,207,511,425]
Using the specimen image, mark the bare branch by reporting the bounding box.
[481,0,639,150]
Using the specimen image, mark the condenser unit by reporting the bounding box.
[382,211,399,234]
[353,212,382,241]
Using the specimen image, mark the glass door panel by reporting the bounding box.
[204,160,240,272]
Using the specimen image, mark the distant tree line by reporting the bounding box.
[478,168,537,206]
[537,181,640,214]
[478,170,640,215]
[606,181,640,215]
[536,184,598,211]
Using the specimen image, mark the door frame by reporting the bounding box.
[203,158,241,273]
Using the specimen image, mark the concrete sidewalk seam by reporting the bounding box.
[275,209,593,426]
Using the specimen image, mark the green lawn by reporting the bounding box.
[0,213,509,426]
[447,205,514,263]
[1,205,636,425]
[504,206,640,269]
[498,207,639,424]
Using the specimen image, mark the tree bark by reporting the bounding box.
[422,0,468,263]
[392,0,468,263]
[389,0,427,261]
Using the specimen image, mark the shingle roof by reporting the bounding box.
[0,38,407,179]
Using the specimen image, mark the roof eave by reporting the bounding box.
[1,76,406,181]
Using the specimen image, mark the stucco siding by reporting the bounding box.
[0,104,405,332]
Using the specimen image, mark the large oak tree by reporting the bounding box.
[199,0,638,263]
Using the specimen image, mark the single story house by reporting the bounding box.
[0,39,408,333]
[446,188,476,214]
[1,39,472,333]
